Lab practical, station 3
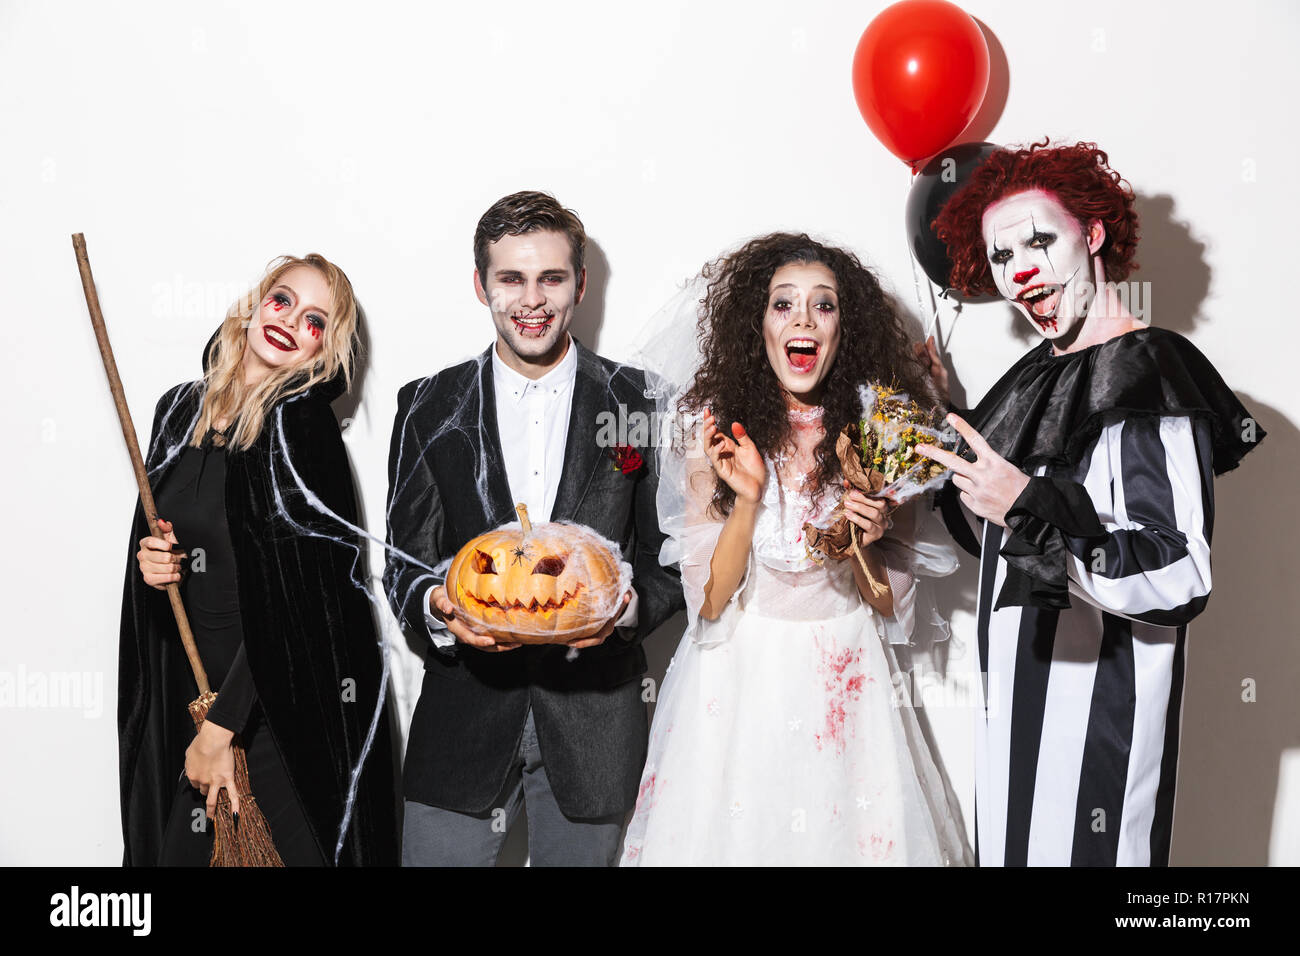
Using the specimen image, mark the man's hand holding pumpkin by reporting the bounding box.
[429,585,522,652]
[564,589,633,650]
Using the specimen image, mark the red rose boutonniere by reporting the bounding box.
[608,444,644,476]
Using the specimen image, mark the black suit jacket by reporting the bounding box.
[383,338,683,818]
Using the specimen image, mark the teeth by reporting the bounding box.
[515,315,551,325]
[786,338,818,349]
[266,327,294,347]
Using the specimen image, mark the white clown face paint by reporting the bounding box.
[761,261,842,407]
[475,230,585,369]
[981,189,1105,344]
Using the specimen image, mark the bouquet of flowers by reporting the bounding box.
[854,384,957,499]
[803,383,958,575]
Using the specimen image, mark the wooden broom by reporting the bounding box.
[73,233,283,867]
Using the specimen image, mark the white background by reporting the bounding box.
[1,0,1296,865]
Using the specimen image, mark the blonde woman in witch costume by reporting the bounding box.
[620,234,972,865]
[120,254,397,866]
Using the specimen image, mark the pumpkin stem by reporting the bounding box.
[515,502,532,535]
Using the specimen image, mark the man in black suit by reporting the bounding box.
[384,190,684,865]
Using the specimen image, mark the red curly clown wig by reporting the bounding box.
[933,138,1140,297]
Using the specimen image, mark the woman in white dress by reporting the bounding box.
[621,234,972,866]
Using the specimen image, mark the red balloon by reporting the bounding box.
[852,0,990,168]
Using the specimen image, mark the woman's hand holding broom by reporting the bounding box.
[186,721,242,821]
[136,517,186,590]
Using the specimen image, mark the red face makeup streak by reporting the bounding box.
[308,323,322,340]
[269,298,285,312]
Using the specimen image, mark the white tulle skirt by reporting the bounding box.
[620,604,971,866]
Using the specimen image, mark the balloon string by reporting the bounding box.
[905,169,944,354]
[904,165,962,356]
[909,239,945,349]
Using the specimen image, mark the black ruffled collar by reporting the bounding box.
[963,326,1263,476]
[942,326,1266,611]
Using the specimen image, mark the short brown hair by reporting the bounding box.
[473,190,587,280]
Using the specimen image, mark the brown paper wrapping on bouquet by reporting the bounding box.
[801,423,890,600]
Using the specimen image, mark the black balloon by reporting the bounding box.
[905,141,1000,291]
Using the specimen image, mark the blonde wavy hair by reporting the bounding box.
[190,253,358,451]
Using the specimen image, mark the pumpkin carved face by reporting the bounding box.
[446,504,629,644]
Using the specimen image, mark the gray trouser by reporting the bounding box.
[401,707,626,867]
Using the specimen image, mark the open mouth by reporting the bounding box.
[1017,283,1061,317]
[1016,283,1063,331]
[783,337,820,374]
[512,313,554,337]
[263,325,298,351]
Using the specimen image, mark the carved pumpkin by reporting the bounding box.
[446,503,628,644]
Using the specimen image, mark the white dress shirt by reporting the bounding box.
[424,335,638,647]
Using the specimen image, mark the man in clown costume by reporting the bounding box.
[915,139,1264,866]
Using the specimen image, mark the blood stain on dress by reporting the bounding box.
[634,772,657,813]
[813,636,866,756]
[870,832,895,862]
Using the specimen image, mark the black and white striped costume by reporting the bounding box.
[942,328,1262,866]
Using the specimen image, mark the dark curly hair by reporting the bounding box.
[933,138,1140,297]
[681,232,939,518]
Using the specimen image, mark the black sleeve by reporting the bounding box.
[204,643,257,734]
[998,416,1215,622]
[936,480,982,558]
[118,384,196,866]
[382,379,449,639]
[620,376,685,645]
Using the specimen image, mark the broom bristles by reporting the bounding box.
[188,691,285,867]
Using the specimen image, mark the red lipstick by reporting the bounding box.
[263,324,298,351]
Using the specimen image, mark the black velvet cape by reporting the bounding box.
[118,345,397,866]
[941,325,1265,608]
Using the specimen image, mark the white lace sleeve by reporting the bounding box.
[657,419,751,648]
[873,496,960,646]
